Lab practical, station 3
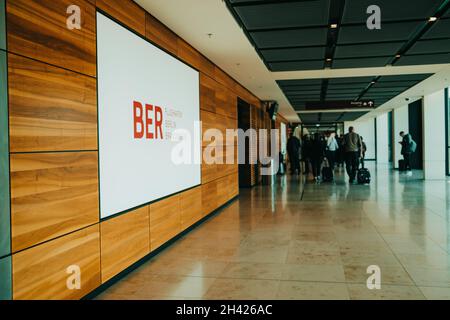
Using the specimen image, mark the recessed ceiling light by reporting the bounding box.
[330,24,338,29]
[326,58,332,62]
[396,54,401,58]
[429,17,438,22]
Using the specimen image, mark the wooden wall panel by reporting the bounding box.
[150,194,181,251]
[145,13,178,56]
[13,225,101,300]
[200,74,217,113]
[100,207,150,283]
[8,54,97,153]
[7,0,96,77]
[228,172,239,199]
[10,152,99,252]
[214,67,236,93]
[4,0,252,300]
[201,152,218,184]
[96,0,146,36]
[180,187,202,231]
[217,175,231,207]
[202,180,218,217]
[177,39,201,70]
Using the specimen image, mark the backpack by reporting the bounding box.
[409,139,417,153]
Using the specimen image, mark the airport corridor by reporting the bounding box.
[95,164,450,300]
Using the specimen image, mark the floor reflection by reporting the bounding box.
[96,163,450,300]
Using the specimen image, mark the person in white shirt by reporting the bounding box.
[326,132,339,170]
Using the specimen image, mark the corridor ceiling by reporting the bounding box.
[225,0,450,121]
[136,0,450,122]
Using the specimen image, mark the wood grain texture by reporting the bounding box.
[100,207,150,283]
[10,152,99,253]
[201,180,218,217]
[216,83,237,119]
[200,74,217,113]
[180,187,202,232]
[96,0,146,36]
[145,13,178,56]
[177,39,215,78]
[8,54,97,153]
[12,224,101,300]
[7,0,96,77]
[150,194,181,251]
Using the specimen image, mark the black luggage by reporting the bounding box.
[357,168,371,184]
[321,158,334,182]
[399,160,406,172]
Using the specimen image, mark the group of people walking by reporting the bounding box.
[286,126,418,183]
[287,127,367,183]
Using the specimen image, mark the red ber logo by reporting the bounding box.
[133,101,164,140]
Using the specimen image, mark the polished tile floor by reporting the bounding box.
[96,164,450,300]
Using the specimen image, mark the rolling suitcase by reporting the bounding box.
[321,158,334,182]
[357,168,371,184]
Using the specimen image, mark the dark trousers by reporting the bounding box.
[303,158,310,174]
[345,152,360,181]
[326,151,336,169]
[311,157,323,178]
[403,153,412,171]
[289,153,300,173]
[360,153,366,169]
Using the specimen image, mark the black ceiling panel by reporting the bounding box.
[407,39,450,55]
[333,57,391,68]
[371,81,423,88]
[298,111,369,123]
[280,85,322,91]
[341,0,442,24]
[328,77,374,84]
[278,79,323,87]
[250,28,328,49]
[226,0,449,73]
[338,22,422,44]
[422,18,450,39]
[340,112,369,121]
[234,0,331,30]
[366,87,404,93]
[395,53,450,65]
[261,47,326,62]
[378,74,432,82]
[226,0,446,118]
[327,88,365,94]
[297,113,320,122]
[335,42,405,58]
[269,60,325,71]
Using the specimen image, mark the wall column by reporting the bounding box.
[376,113,389,164]
[423,90,446,180]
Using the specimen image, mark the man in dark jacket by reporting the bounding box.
[342,127,362,183]
[287,133,301,175]
[399,131,416,176]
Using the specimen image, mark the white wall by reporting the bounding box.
[344,118,376,160]
[423,89,446,180]
[392,105,409,169]
[376,113,389,164]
